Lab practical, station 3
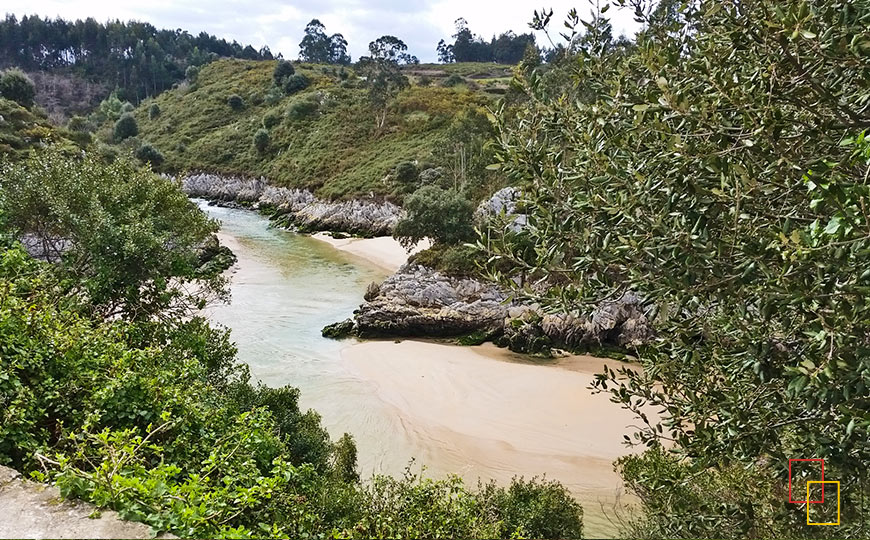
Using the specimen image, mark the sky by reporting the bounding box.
[4,1,643,63]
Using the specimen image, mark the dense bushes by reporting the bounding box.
[394,185,475,248]
[253,128,270,153]
[486,1,870,537]
[227,94,244,110]
[136,142,164,166]
[282,73,310,95]
[113,113,138,141]
[0,68,36,108]
[273,60,296,86]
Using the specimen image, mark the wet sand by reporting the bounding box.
[343,340,646,536]
[311,233,429,273]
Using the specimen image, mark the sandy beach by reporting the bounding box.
[342,340,649,535]
[312,233,429,273]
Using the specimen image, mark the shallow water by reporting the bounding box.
[198,201,628,537]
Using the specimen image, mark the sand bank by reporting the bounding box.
[342,340,649,536]
[312,233,429,273]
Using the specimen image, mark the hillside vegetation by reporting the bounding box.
[0,97,85,159]
[126,59,498,200]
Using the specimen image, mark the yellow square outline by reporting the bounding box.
[806,481,840,525]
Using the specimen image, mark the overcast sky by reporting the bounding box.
[4,1,643,63]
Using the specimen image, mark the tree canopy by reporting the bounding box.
[484,0,870,536]
[0,14,272,102]
[298,19,351,64]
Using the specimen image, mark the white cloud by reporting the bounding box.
[3,0,643,62]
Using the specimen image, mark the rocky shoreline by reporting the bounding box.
[180,173,402,236]
[323,263,652,356]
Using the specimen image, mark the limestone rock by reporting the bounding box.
[180,173,402,236]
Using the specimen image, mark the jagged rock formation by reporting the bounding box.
[181,173,402,236]
[352,264,513,337]
[325,263,653,354]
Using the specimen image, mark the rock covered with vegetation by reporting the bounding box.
[181,172,401,235]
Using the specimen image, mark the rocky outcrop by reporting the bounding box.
[326,263,653,354]
[181,173,402,236]
[498,292,653,354]
[0,466,167,539]
[475,186,528,232]
[348,264,514,337]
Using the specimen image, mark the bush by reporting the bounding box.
[393,161,419,185]
[282,74,310,95]
[0,68,36,108]
[185,65,199,82]
[286,97,319,120]
[148,103,161,119]
[253,128,270,153]
[136,143,164,166]
[262,112,280,129]
[113,113,138,141]
[409,244,483,277]
[442,74,465,87]
[67,115,91,133]
[121,101,135,113]
[394,186,475,248]
[273,60,296,86]
[227,94,244,110]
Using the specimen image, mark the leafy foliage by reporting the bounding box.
[282,74,310,95]
[394,185,475,248]
[253,127,270,153]
[135,143,164,166]
[298,19,351,65]
[0,149,221,319]
[485,0,870,537]
[0,68,36,108]
[272,60,296,86]
[113,113,138,141]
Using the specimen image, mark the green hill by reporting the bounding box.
[126,59,500,200]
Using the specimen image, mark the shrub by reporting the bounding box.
[185,65,199,82]
[393,161,419,185]
[273,60,296,86]
[148,103,161,120]
[0,68,36,108]
[286,97,319,120]
[409,244,483,277]
[394,185,475,248]
[282,74,310,95]
[136,143,164,166]
[113,113,138,141]
[227,94,244,110]
[121,101,135,113]
[442,74,465,87]
[262,112,281,129]
[67,115,91,133]
[253,128,270,153]
[418,75,433,87]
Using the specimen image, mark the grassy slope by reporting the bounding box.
[134,59,498,200]
[0,98,84,160]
